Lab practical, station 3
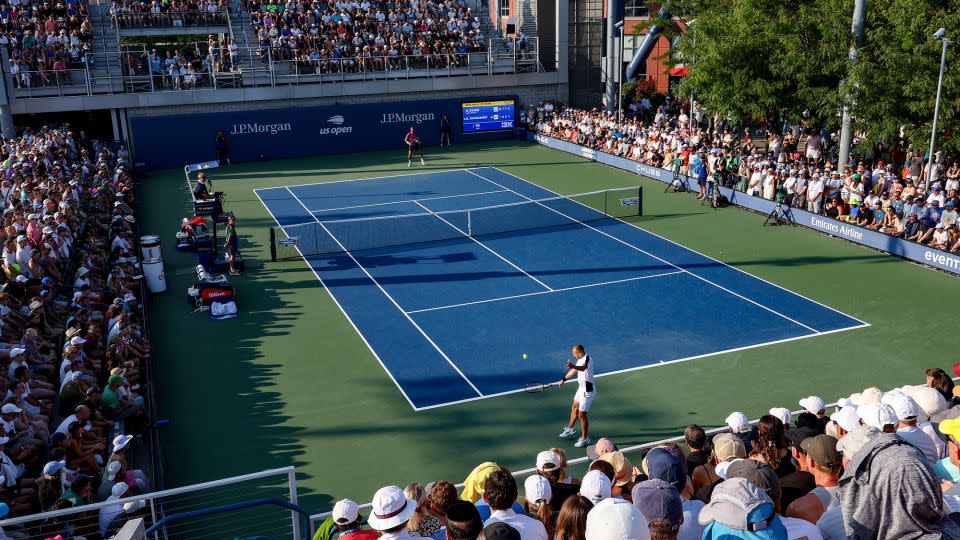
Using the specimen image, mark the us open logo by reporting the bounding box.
[327,115,345,125]
[619,197,639,207]
[278,237,299,247]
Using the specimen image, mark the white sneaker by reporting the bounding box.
[407,161,412,168]
[574,436,592,448]
[420,158,425,165]
[559,427,577,439]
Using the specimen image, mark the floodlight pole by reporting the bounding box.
[837,0,865,175]
[925,34,949,191]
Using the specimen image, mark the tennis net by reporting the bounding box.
[269,186,642,261]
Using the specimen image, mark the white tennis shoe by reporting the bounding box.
[559,427,577,438]
[574,436,592,448]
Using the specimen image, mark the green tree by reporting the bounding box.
[669,0,851,127]
[848,0,960,153]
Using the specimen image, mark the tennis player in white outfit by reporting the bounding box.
[557,344,595,448]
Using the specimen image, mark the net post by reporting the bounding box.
[269,227,277,262]
[638,187,643,216]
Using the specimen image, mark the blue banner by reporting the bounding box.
[528,131,960,276]
[131,96,517,171]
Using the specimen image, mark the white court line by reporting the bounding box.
[262,167,475,191]
[413,322,871,411]
[407,271,683,314]
[410,200,554,292]
[252,188,420,411]
[283,187,485,399]
[487,166,871,327]
[465,169,821,334]
[308,189,511,214]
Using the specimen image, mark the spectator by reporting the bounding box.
[406,483,441,538]
[585,498,650,540]
[784,435,842,524]
[425,480,457,540]
[631,479,682,540]
[483,522,521,540]
[725,459,822,539]
[642,447,704,540]
[579,470,612,506]
[523,475,554,538]
[698,477,789,539]
[368,485,426,540]
[692,433,746,500]
[537,450,579,510]
[837,428,947,538]
[887,392,941,464]
[446,500,484,540]
[748,415,793,477]
[555,495,593,540]
[484,467,548,540]
[683,425,709,473]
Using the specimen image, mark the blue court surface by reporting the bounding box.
[254,167,868,410]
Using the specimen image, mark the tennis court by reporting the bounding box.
[254,166,868,410]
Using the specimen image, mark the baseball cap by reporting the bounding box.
[726,412,751,433]
[9,348,24,358]
[644,447,686,492]
[836,425,879,460]
[586,437,618,461]
[713,433,747,462]
[856,403,897,431]
[0,404,21,414]
[940,418,960,440]
[697,478,787,539]
[886,393,919,421]
[726,459,780,500]
[631,479,681,534]
[580,470,613,504]
[799,396,825,415]
[910,386,947,416]
[524,475,552,504]
[585,498,651,540]
[536,450,561,472]
[829,406,861,433]
[332,499,360,524]
[42,460,66,476]
[768,408,791,426]
[483,522,520,540]
[799,435,842,469]
[110,482,129,499]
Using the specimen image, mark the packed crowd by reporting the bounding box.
[0,0,96,89]
[0,126,154,539]
[109,0,228,28]
[529,102,960,254]
[314,368,960,540]
[241,0,486,74]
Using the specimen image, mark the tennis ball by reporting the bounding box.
[522,353,528,359]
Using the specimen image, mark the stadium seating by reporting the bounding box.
[0,126,156,539]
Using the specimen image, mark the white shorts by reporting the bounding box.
[574,389,595,413]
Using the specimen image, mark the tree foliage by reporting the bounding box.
[667,0,959,153]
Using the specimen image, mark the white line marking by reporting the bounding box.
[407,271,683,314]
[252,188,420,411]
[284,187,485,399]
[490,165,871,327]
[412,322,871,411]
[465,169,821,334]
[259,167,475,191]
[307,189,511,214]
[410,200,554,292]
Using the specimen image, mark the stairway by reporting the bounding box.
[87,0,126,93]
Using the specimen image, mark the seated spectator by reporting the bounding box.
[784,435,842,524]
[446,500,483,540]
[405,483,441,538]
[632,479,682,540]
[683,425,709,473]
[585,498,649,540]
[692,432,746,500]
[523,475,553,538]
[642,447,704,540]
[483,467,547,540]
[555,495,593,540]
[698,477,789,539]
[367,485,427,540]
[725,459,822,539]
[579,470,611,506]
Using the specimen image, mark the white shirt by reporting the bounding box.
[897,425,940,464]
[56,414,78,435]
[678,499,705,540]
[781,516,824,540]
[575,354,594,393]
[485,509,548,540]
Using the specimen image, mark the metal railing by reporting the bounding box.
[0,467,303,540]
[8,66,94,97]
[11,37,540,98]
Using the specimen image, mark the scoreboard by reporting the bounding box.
[461,99,516,133]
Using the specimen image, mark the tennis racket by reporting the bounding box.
[524,381,559,393]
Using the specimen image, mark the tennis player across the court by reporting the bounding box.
[557,344,594,448]
[405,127,425,167]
